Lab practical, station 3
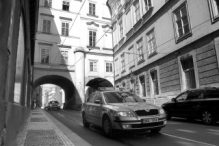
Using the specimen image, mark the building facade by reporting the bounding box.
[34,0,114,108]
[0,0,38,145]
[107,0,219,98]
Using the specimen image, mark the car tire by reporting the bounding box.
[150,128,161,133]
[202,110,215,125]
[165,109,171,120]
[82,112,90,128]
[103,116,114,138]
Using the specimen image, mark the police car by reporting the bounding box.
[82,87,166,138]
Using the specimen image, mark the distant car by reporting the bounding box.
[48,101,61,110]
[82,87,166,138]
[161,87,219,125]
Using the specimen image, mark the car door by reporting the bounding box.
[85,93,96,123]
[186,90,205,119]
[171,92,189,117]
[92,92,103,127]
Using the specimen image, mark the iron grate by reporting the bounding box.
[30,118,48,122]
[24,130,64,146]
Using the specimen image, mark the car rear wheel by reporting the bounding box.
[165,109,171,120]
[103,116,114,138]
[150,128,161,133]
[82,113,90,128]
[202,111,215,125]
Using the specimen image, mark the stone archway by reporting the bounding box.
[33,75,82,109]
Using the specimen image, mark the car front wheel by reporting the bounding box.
[82,113,90,128]
[202,111,215,125]
[103,116,114,138]
[165,109,171,120]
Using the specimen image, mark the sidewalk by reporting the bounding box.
[16,108,91,146]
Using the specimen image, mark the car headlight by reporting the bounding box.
[159,109,165,115]
[114,111,135,117]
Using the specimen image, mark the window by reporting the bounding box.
[176,92,188,101]
[181,57,196,89]
[42,19,51,33]
[61,50,68,64]
[89,30,96,47]
[90,61,97,72]
[121,54,125,72]
[173,3,191,39]
[89,3,96,16]
[150,70,159,95]
[128,47,134,68]
[119,20,123,39]
[140,75,146,97]
[144,0,152,11]
[147,29,156,56]
[137,39,144,61]
[61,22,69,36]
[62,1,70,11]
[106,62,113,72]
[205,89,219,99]
[41,49,49,63]
[209,0,219,20]
[126,9,132,33]
[134,1,141,22]
[44,0,52,7]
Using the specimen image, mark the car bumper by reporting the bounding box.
[112,116,166,131]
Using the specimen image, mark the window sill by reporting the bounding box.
[126,28,133,40]
[116,74,119,77]
[212,15,219,23]
[62,9,70,12]
[142,7,153,23]
[137,59,145,65]
[102,17,111,20]
[133,18,142,32]
[102,47,112,50]
[121,70,126,74]
[87,14,99,18]
[42,32,51,35]
[148,51,157,59]
[87,46,100,50]
[119,37,125,47]
[176,32,192,44]
[129,65,135,70]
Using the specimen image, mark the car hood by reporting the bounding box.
[106,102,159,111]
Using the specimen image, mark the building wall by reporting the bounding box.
[0,0,37,145]
[108,0,219,98]
[34,0,114,105]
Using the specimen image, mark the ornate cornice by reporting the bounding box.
[86,21,99,27]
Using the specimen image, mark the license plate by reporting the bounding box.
[142,118,158,123]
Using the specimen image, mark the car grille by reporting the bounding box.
[135,109,159,116]
[132,121,164,128]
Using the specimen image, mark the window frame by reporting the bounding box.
[88,30,97,47]
[208,0,219,22]
[44,0,52,7]
[121,53,125,72]
[134,0,141,23]
[61,22,69,36]
[60,50,68,65]
[136,38,144,62]
[106,62,113,73]
[90,60,98,72]
[62,0,70,11]
[119,19,123,39]
[40,47,50,64]
[144,0,153,12]
[147,29,157,57]
[89,2,96,16]
[172,2,192,42]
[41,18,52,34]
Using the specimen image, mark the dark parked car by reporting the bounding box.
[48,101,61,110]
[82,87,166,138]
[161,87,219,125]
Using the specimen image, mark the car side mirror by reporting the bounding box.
[171,98,176,102]
[94,99,101,104]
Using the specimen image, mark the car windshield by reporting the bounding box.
[103,92,144,103]
[50,101,58,104]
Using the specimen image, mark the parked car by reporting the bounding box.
[48,101,61,110]
[82,87,166,138]
[161,87,219,125]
